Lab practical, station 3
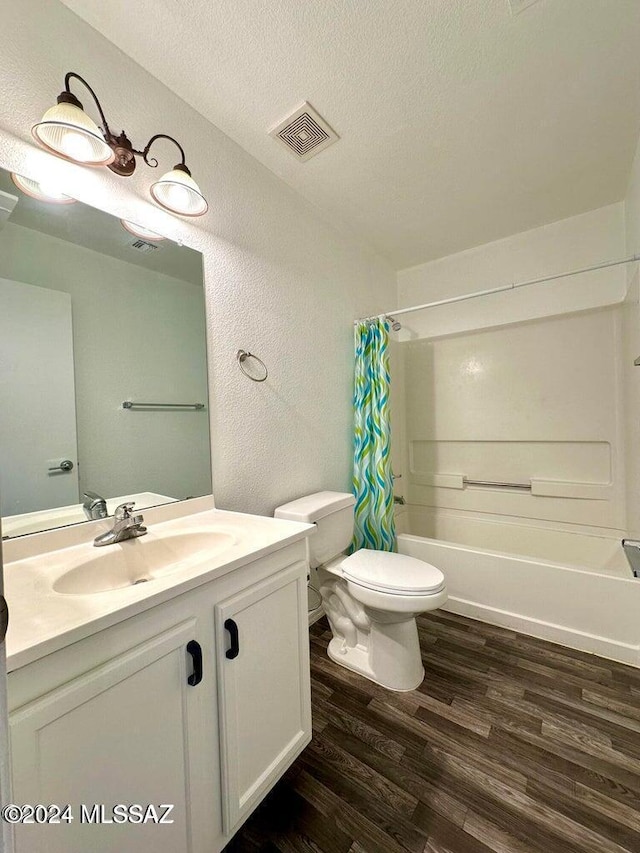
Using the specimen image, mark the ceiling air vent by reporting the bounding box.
[128,238,160,254]
[508,0,542,14]
[270,102,339,162]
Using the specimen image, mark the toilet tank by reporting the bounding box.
[274,491,355,568]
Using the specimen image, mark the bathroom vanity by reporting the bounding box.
[0,161,316,852]
[3,499,314,853]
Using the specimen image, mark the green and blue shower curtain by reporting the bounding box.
[352,317,396,552]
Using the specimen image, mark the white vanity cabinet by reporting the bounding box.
[7,540,311,853]
[9,615,211,853]
[216,562,311,831]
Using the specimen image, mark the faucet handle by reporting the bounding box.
[114,502,135,520]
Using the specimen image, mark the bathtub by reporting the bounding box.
[396,507,640,667]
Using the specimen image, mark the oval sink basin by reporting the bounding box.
[53,530,235,595]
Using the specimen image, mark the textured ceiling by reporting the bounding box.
[61,0,640,268]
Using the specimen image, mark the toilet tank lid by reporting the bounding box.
[274,491,355,523]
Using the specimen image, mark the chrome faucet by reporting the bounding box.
[93,502,147,547]
[83,490,108,521]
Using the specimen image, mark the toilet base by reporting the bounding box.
[319,567,446,692]
[327,635,425,692]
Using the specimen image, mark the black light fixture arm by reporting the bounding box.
[62,72,113,140]
[138,134,190,175]
[49,71,196,184]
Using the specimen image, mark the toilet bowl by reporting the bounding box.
[275,491,447,691]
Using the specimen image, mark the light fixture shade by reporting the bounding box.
[32,101,114,166]
[120,219,166,241]
[150,166,208,217]
[11,173,76,205]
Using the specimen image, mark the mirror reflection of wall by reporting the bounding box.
[0,168,211,538]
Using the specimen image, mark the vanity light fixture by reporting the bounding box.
[10,173,76,205]
[120,220,166,242]
[32,72,208,217]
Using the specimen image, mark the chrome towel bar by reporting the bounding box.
[122,401,205,410]
[464,478,531,491]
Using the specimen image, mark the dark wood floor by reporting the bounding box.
[225,611,640,853]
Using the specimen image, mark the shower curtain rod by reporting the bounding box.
[354,253,640,325]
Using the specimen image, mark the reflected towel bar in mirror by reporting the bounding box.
[122,401,205,410]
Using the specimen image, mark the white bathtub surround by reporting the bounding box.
[397,506,630,578]
[397,308,626,533]
[275,491,447,691]
[390,197,640,666]
[398,531,640,667]
[391,204,629,504]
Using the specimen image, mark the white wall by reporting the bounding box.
[0,0,396,516]
[0,222,210,504]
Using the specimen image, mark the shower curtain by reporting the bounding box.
[352,317,396,552]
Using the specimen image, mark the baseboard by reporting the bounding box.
[444,596,640,668]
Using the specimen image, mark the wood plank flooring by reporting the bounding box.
[224,611,640,853]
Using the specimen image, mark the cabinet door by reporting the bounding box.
[9,618,213,853]
[215,562,311,833]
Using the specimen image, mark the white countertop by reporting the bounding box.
[4,499,313,672]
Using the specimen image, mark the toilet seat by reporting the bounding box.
[341,549,446,596]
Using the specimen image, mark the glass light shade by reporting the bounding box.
[11,173,76,205]
[32,102,115,166]
[120,220,166,241]
[150,168,208,217]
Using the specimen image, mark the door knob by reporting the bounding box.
[48,460,74,473]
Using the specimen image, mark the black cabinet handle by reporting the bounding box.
[186,640,203,686]
[225,618,240,659]
[0,595,8,644]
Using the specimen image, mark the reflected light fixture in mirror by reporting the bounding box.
[11,173,76,205]
[32,72,208,217]
[120,219,166,242]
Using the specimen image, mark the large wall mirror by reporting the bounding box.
[0,167,211,538]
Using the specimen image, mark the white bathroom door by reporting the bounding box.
[0,278,79,517]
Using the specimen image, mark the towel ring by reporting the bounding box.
[237,349,268,382]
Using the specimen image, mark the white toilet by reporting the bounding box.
[275,491,447,691]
